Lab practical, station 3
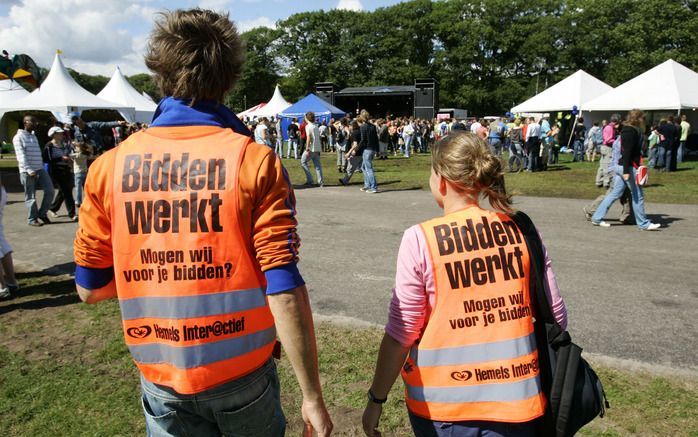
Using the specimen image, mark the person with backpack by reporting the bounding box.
[362,132,567,437]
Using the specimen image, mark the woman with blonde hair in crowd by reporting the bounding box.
[362,132,567,436]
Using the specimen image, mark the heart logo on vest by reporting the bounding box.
[451,370,473,382]
[127,325,152,339]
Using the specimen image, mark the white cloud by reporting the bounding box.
[336,0,363,11]
[237,16,276,32]
[0,0,154,76]
[198,0,230,11]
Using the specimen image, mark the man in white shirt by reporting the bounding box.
[470,118,482,134]
[12,115,55,226]
[302,112,324,187]
[525,117,541,172]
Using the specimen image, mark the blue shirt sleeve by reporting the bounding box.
[264,262,305,295]
[75,265,114,289]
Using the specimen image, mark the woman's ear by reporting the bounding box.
[439,174,448,196]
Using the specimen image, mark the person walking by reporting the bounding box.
[362,132,567,437]
[301,112,324,187]
[44,127,77,220]
[596,116,618,187]
[591,110,660,230]
[73,9,332,437]
[13,115,55,227]
[572,117,586,162]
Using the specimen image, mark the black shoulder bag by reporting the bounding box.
[511,211,609,437]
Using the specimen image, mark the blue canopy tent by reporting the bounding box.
[278,93,346,140]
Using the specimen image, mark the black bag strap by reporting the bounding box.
[510,211,556,324]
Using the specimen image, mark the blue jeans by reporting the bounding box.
[20,169,54,223]
[409,412,536,437]
[648,147,658,168]
[403,135,412,157]
[592,167,651,229]
[286,139,298,159]
[140,359,285,437]
[488,138,502,157]
[362,149,377,190]
[678,141,685,164]
[573,139,585,162]
[301,151,323,185]
[74,171,87,207]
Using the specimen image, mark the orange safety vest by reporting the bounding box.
[402,207,546,423]
[111,127,276,394]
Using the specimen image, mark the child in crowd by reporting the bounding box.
[70,141,94,215]
[362,132,567,437]
[0,179,19,299]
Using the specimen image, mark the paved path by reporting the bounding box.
[3,186,697,370]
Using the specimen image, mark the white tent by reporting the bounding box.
[239,102,266,117]
[142,91,156,103]
[511,70,613,113]
[0,79,30,121]
[585,59,698,111]
[10,54,133,122]
[98,66,157,123]
[249,85,291,118]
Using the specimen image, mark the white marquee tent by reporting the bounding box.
[0,79,30,121]
[584,59,698,111]
[239,102,266,117]
[511,70,613,114]
[249,85,291,118]
[142,91,156,103]
[98,66,157,123]
[10,54,133,122]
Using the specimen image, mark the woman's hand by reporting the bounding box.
[623,173,630,181]
[362,401,383,437]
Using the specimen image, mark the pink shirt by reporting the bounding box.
[385,222,568,347]
[602,123,616,146]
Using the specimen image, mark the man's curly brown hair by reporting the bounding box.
[145,9,245,103]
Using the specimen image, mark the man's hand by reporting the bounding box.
[302,398,333,437]
[362,401,383,437]
[623,173,630,181]
[27,170,36,177]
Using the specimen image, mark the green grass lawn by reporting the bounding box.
[1,274,696,436]
[281,152,698,205]
[2,150,696,204]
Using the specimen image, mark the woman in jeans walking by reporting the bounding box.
[591,109,660,231]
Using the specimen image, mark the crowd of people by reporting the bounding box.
[11,114,146,226]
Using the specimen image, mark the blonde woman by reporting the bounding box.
[363,133,567,436]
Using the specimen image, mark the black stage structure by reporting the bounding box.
[315,79,438,119]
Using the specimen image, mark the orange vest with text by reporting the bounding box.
[111,127,276,395]
[401,207,546,423]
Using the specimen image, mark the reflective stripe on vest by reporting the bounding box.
[110,127,276,394]
[401,207,546,423]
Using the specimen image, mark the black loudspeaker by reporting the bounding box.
[415,88,434,108]
[315,82,337,105]
[414,78,439,119]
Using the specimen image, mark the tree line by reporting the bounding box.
[67,0,698,116]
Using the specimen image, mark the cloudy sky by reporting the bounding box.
[0,0,402,77]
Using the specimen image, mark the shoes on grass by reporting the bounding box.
[0,287,10,299]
